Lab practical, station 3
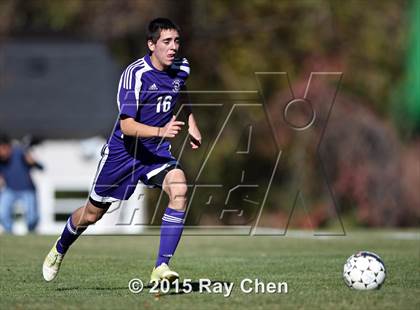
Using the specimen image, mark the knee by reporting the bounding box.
[84,209,105,225]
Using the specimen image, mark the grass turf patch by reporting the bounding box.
[0,231,419,309]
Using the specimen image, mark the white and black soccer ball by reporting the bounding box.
[343,251,386,290]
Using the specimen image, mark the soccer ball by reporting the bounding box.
[343,251,386,290]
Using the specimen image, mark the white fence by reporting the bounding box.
[10,139,145,235]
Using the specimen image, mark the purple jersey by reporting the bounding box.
[110,54,190,158]
[89,55,190,202]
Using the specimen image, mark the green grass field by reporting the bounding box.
[1,231,419,309]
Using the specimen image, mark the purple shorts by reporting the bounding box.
[89,143,179,203]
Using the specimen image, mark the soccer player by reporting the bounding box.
[42,18,202,283]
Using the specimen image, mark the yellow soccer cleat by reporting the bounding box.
[150,263,179,284]
[42,239,64,282]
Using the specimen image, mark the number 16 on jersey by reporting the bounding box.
[156,95,172,113]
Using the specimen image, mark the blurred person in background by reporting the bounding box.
[0,133,43,234]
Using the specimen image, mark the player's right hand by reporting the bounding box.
[159,116,185,138]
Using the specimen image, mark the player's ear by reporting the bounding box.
[147,40,155,52]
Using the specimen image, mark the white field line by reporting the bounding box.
[251,228,420,240]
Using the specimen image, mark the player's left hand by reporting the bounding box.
[188,125,202,149]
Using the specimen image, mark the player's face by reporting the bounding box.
[148,29,180,70]
[0,144,11,160]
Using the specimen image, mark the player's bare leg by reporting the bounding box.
[150,168,187,284]
[71,201,110,228]
[42,201,109,282]
[163,169,188,211]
